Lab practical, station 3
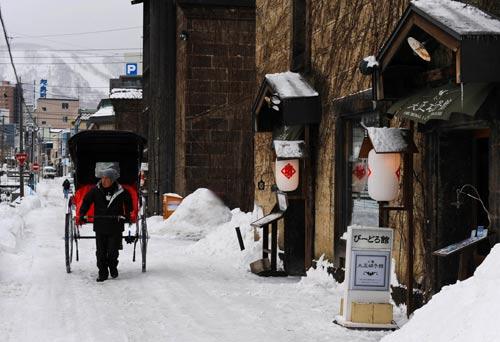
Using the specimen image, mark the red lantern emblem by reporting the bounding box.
[353,164,366,180]
[281,163,296,179]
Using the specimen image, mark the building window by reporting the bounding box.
[63,116,68,122]
[62,103,69,110]
[41,121,46,125]
[42,107,47,111]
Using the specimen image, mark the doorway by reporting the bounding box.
[436,128,490,288]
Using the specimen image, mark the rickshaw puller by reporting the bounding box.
[79,163,132,282]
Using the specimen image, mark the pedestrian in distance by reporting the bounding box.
[62,178,71,199]
[79,162,132,282]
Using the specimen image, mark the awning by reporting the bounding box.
[388,83,492,124]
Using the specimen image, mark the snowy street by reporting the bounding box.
[0,180,395,342]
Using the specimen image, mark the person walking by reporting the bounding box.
[62,178,71,199]
[79,162,132,282]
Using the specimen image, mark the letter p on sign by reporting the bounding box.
[126,63,138,76]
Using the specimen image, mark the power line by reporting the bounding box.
[0,54,142,59]
[0,61,142,65]
[11,26,142,39]
[0,48,142,52]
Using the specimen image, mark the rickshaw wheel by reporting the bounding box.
[139,216,148,272]
[64,213,74,273]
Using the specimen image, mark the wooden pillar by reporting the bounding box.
[405,122,415,317]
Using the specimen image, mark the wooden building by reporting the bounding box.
[134,0,256,214]
[253,0,500,299]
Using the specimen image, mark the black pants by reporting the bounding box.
[95,232,121,277]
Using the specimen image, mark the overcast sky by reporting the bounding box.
[1,0,143,51]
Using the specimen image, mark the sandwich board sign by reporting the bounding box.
[335,226,397,329]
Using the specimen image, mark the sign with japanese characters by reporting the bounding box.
[348,226,393,291]
[351,227,393,250]
[349,250,390,291]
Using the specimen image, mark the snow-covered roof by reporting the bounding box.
[366,127,410,153]
[90,105,115,118]
[79,112,93,121]
[273,140,306,159]
[110,88,143,99]
[265,72,319,99]
[411,0,500,35]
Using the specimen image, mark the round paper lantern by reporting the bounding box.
[275,159,299,192]
[367,149,400,201]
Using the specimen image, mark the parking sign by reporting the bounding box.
[126,63,138,76]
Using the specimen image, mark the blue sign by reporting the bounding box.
[40,79,47,98]
[125,63,138,76]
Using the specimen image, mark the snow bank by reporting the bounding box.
[0,195,41,252]
[148,188,232,240]
[186,208,262,269]
[382,244,500,342]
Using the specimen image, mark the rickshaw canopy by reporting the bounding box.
[68,130,146,189]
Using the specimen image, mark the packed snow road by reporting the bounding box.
[0,179,395,342]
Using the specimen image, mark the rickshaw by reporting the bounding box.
[65,130,148,273]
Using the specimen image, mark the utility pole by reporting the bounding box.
[17,83,24,197]
[1,115,4,163]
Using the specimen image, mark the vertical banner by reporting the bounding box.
[40,79,48,98]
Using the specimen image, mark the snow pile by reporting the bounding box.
[382,244,500,342]
[149,188,232,240]
[0,195,41,252]
[186,208,262,269]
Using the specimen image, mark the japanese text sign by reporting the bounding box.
[351,227,393,250]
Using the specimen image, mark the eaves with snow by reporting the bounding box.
[90,105,115,118]
[109,88,143,100]
[376,0,500,84]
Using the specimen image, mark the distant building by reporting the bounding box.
[87,99,115,130]
[110,86,145,137]
[109,75,142,91]
[0,81,21,124]
[34,98,79,130]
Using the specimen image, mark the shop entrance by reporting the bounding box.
[436,129,490,289]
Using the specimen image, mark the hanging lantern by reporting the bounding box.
[275,159,299,192]
[352,161,368,193]
[367,149,400,201]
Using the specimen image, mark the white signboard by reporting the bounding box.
[336,226,395,328]
[349,250,390,291]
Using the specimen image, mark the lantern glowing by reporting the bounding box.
[275,159,299,192]
[367,149,400,201]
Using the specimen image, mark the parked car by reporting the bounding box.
[42,166,57,179]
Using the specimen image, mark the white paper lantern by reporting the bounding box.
[367,149,401,201]
[275,159,299,192]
